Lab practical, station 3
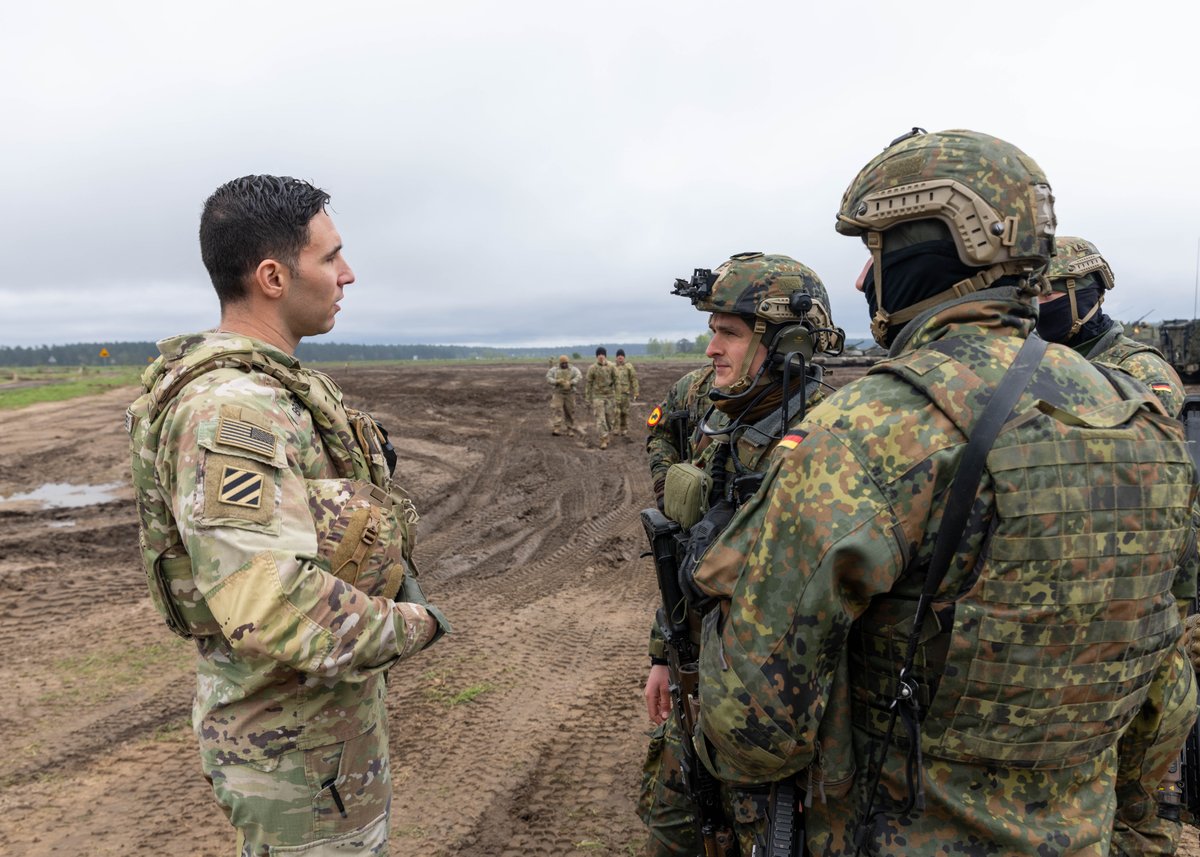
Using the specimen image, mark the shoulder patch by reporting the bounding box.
[777,432,806,451]
[647,405,663,428]
[216,415,278,459]
[202,452,275,526]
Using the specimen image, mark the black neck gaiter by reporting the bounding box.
[862,240,981,346]
[1036,281,1111,346]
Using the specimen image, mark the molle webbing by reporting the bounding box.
[856,337,1191,769]
[145,347,383,486]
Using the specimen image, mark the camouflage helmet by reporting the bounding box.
[836,128,1057,344]
[1045,236,1115,291]
[673,252,844,394]
[1042,235,1115,339]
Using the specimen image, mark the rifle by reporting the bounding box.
[641,506,738,857]
[1179,395,1200,823]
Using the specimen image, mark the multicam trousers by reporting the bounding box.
[550,390,577,434]
[614,394,632,435]
[590,396,615,444]
[204,723,391,856]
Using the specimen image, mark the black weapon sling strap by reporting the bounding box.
[851,333,1048,854]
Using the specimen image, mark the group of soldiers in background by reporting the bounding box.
[546,345,639,449]
[634,128,1200,857]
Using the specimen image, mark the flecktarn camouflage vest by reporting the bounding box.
[851,341,1194,768]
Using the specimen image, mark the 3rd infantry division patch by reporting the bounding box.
[219,466,264,509]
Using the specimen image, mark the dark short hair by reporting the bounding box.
[595,346,607,356]
[615,349,626,357]
[199,175,331,306]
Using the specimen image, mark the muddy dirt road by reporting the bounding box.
[1,359,1198,857]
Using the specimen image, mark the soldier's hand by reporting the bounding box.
[644,664,672,724]
[1185,613,1200,674]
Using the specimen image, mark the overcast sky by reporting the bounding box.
[2,0,1197,348]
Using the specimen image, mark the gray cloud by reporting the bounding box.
[3,1,1198,348]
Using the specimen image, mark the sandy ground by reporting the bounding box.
[0,359,1198,857]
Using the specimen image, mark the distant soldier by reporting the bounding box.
[585,346,618,449]
[1038,235,1191,856]
[126,175,449,856]
[645,365,715,510]
[545,353,582,436]
[1038,235,1184,416]
[612,349,640,438]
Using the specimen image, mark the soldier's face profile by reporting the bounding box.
[707,313,766,389]
[280,211,355,340]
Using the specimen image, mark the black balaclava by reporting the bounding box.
[1036,275,1111,347]
[861,239,980,346]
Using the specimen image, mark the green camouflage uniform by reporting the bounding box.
[585,359,619,445]
[127,331,449,856]
[545,363,582,434]
[645,366,716,508]
[613,362,641,435]
[1081,322,1184,418]
[692,293,1199,856]
[1079,325,1190,856]
[641,379,827,857]
[1041,237,1193,854]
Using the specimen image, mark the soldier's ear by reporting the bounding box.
[250,258,288,301]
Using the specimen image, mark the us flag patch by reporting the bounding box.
[217,417,278,458]
[219,466,264,508]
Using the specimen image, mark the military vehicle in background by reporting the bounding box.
[1159,318,1200,377]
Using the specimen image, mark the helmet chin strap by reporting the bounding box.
[1062,277,1101,338]
[708,319,769,400]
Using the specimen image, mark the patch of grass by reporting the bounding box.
[421,666,496,708]
[0,366,142,409]
[446,682,494,706]
[39,636,192,707]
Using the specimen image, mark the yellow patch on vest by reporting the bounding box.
[219,466,264,509]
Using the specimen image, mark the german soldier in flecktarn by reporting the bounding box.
[127,175,450,856]
[1038,233,1193,854]
[1038,235,1184,416]
[689,129,1198,856]
[639,253,844,856]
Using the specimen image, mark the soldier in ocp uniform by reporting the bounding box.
[586,345,619,449]
[1037,235,1192,855]
[613,348,640,438]
[691,129,1198,855]
[639,253,844,856]
[545,353,582,436]
[127,175,450,856]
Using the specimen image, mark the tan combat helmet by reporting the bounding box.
[673,252,844,394]
[1043,236,1115,339]
[836,128,1057,345]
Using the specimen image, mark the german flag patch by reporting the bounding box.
[1151,383,1173,392]
[777,432,806,451]
[219,466,264,509]
[647,405,663,428]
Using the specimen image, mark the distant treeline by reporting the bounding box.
[0,340,704,367]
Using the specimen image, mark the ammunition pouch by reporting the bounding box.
[664,462,711,530]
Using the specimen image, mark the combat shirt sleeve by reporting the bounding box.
[693,424,906,784]
[159,373,433,679]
